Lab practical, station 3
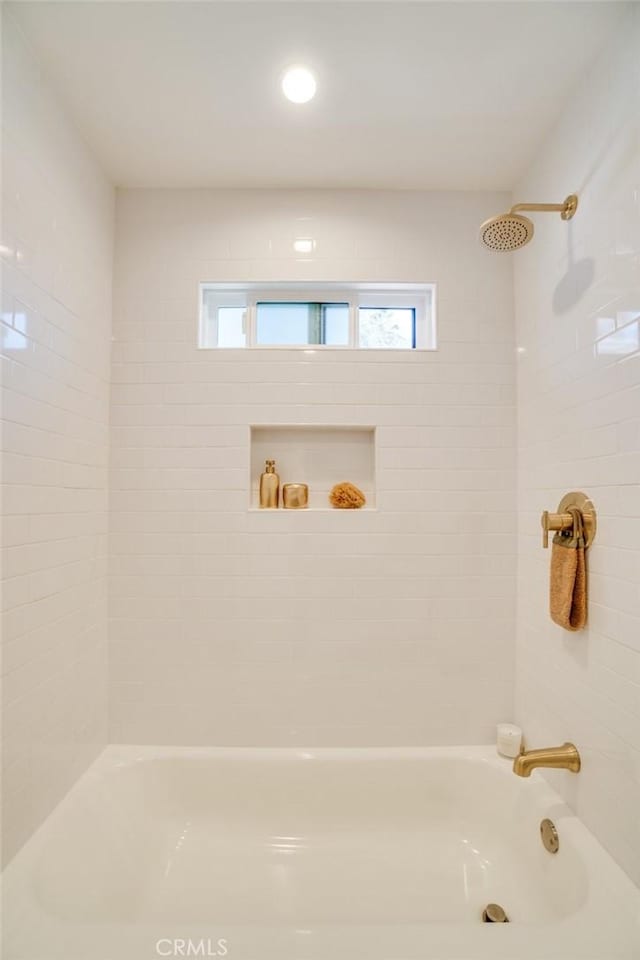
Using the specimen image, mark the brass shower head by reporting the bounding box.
[479,194,578,252]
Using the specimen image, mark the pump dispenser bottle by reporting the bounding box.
[259,459,280,508]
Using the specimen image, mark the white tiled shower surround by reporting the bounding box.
[110,189,516,746]
[513,4,640,885]
[2,0,640,899]
[1,15,114,863]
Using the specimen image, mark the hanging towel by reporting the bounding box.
[550,506,587,631]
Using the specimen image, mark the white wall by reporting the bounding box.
[1,13,114,864]
[514,5,640,885]
[110,188,516,746]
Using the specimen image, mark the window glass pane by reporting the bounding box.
[217,307,246,347]
[256,302,349,346]
[358,307,415,348]
[320,303,350,345]
[201,289,247,347]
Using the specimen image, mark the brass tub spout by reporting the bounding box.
[513,742,581,778]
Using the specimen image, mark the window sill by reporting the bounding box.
[197,345,437,353]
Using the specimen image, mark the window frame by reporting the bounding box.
[199,283,436,351]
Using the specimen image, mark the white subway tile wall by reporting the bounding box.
[514,6,640,885]
[110,188,517,747]
[2,0,638,892]
[1,15,114,863]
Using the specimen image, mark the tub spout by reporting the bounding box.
[513,742,581,777]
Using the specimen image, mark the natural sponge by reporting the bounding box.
[329,482,366,509]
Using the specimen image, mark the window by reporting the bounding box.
[256,302,349,346]
[200,284,435,350]
[358,308,416,349]
[216,307,246,348]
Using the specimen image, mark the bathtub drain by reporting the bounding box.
[482,903,509,923]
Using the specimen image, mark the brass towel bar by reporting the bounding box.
[541,492,597,549]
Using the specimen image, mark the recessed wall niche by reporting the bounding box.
[249,425,376,511]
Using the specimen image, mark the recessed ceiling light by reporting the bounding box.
[293,237,315,254]
[282,66,316,104]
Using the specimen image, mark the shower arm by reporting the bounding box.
[509,195,578,220]
[510,202,564,213]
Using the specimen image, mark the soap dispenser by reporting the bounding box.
[259,459,280,508]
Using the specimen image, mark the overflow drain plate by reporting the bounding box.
[482,903,509,923]
[540,818,559,854]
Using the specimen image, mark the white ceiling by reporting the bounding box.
[7,1,626,190]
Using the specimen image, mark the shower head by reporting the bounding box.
[479,194,578,252]
[479,213,534,252]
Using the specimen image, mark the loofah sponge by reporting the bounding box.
[329,482,366,510]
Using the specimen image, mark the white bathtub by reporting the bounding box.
[3,745,639,959]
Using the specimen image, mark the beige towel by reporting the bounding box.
[550,507,587,631]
